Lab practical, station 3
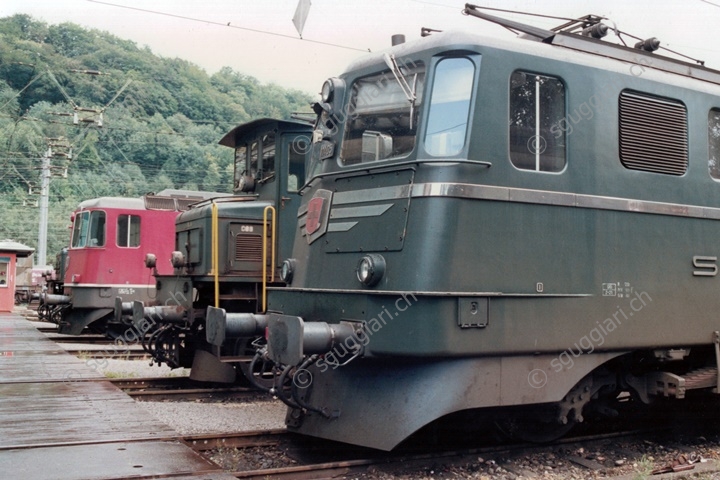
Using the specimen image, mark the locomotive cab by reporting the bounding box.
[123,119,312,382]
[43,190,221,336]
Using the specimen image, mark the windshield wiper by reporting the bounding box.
[383,53,418,129]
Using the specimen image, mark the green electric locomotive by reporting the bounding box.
[209,7,720,449]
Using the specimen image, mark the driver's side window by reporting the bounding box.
[234,145,247,191]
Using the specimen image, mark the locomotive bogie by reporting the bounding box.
[278,352,626,451]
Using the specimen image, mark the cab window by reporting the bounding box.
[71,210,106,248]
[117,214,141,247]
[709,109,720,179]
[425,57,475,157]
[341,61,425,165]
[509,71,566,172]
[233,145,247,191]
[259,133,276,184]
[249,141,259,177]
[287,137,307,192]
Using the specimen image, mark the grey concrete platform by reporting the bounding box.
[0,313,238,480]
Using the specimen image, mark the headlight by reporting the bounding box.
[170,251,185,269]
[321,79,334,103]
[144,253,157,268]
[320,77,344,104]
[356,254,386,287]
[281,259,296,284]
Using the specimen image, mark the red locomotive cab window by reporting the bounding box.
[71,210,106,248]
[117,214,141,247]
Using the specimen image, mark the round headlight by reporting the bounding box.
[170,251,185,269]
[144,253,157,269]
[356,254,386,287]
[281,259,296,284]
[321,79,334,103]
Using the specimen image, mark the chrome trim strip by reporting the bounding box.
[305,181,718,223]
[327,221,359,232]
[409,182,720,219]
[330,203,393,219]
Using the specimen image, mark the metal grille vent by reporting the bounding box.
[235,234,263,262]
[144,196,178,211]
[619,91,688,176]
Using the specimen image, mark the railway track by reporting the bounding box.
[39,329,151,360]
[196,427,686,480]
[63,348,150,360]
[109,376,262,401]
[183,429,288,451]
[45,334,112,344]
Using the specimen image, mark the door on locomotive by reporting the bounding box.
[121,118,312,383]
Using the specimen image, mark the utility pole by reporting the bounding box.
[36,138,71,267]
[36,147,51,266]
[33,70,129,266]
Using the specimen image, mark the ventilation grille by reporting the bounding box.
[143,196,204,211]
[235,234,263,262]
[619,91,688,176]
[144,196,178,211]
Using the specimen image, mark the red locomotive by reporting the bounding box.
[41,189,225,336]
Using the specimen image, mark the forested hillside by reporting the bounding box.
[0,14,313,263]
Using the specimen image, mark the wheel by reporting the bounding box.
[495,408,576,443]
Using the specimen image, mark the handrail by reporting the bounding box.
[211,201,219,308]
[262,206,277,312]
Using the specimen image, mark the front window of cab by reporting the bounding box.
[424,57,476,157]
[234,136,276,192]
[259,133,276,184]
[71,210,106,248]
[340,61,424,165]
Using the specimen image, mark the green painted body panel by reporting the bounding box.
[273,32,720,359]
[261,30,720,449]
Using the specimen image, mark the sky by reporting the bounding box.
[2,0,720,97]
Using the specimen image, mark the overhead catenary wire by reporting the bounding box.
[86,0,371,53]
